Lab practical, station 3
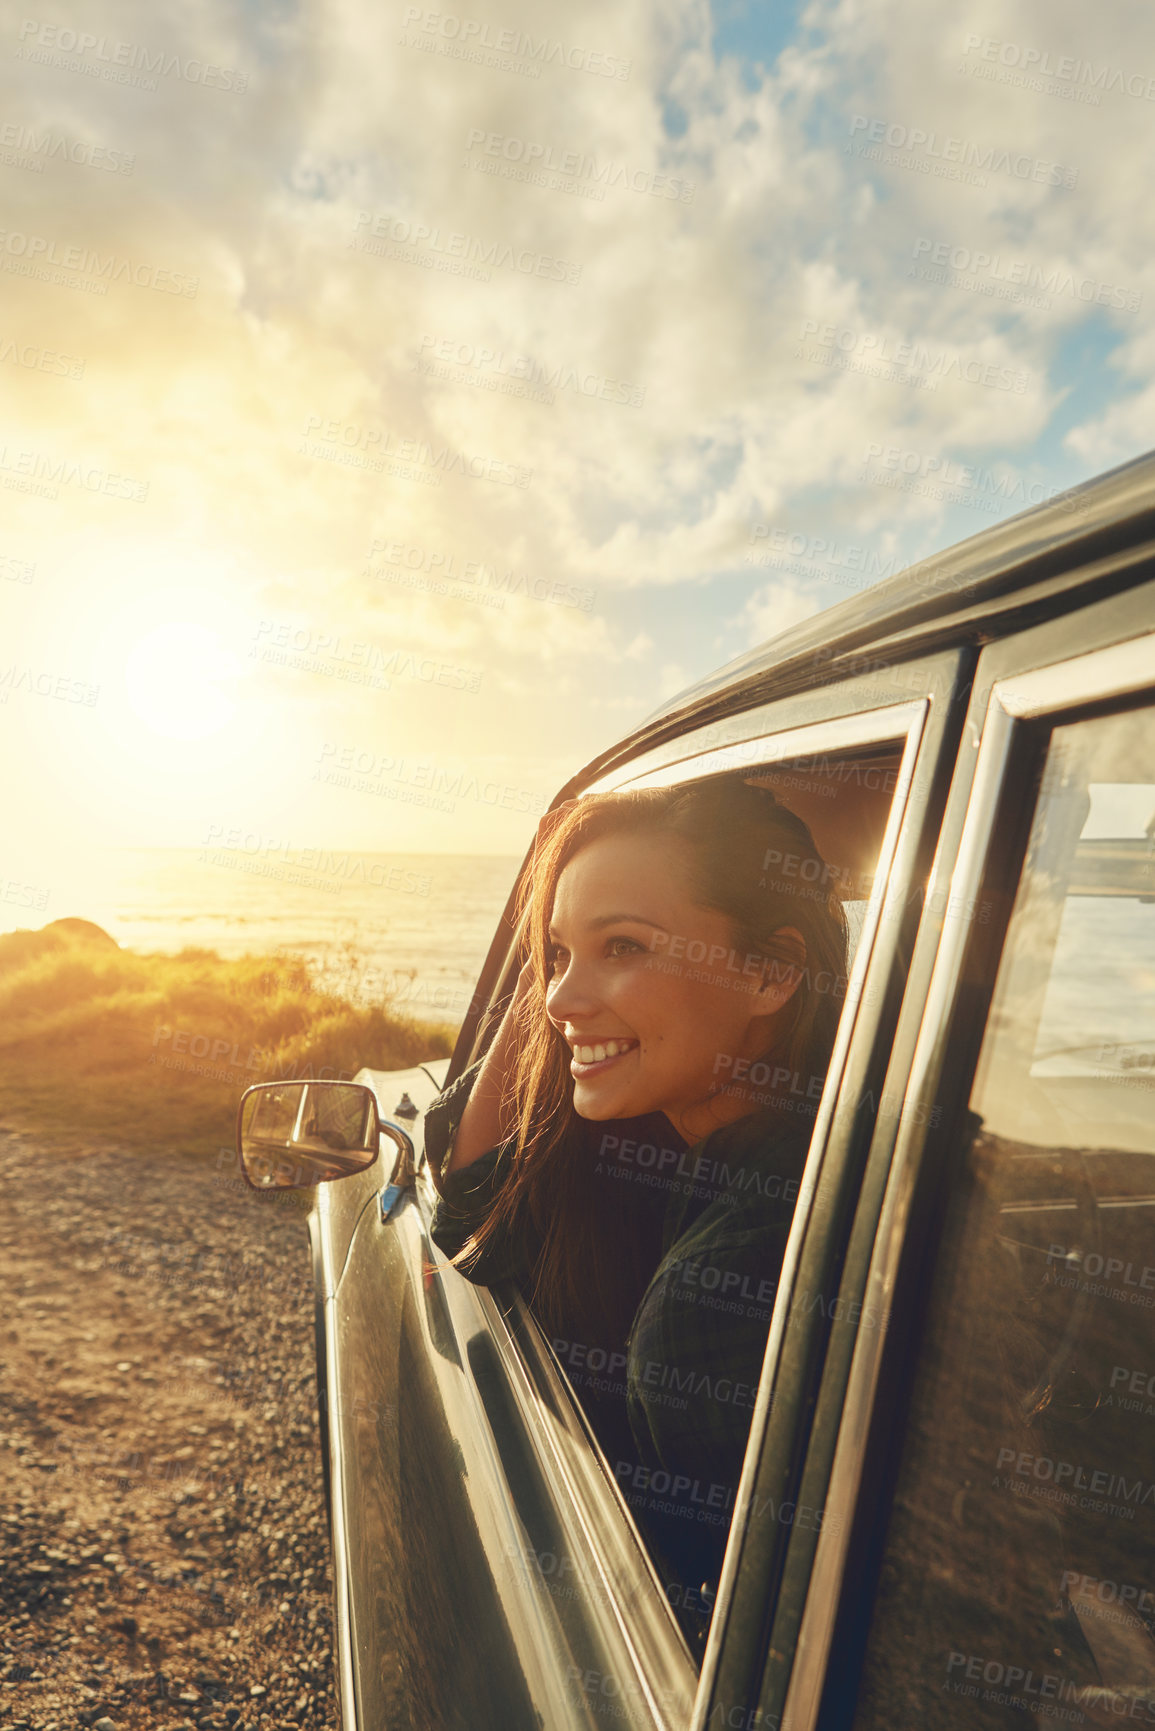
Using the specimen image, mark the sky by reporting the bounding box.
[2,0,1153,887]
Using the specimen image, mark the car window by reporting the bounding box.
[533,747,905,1652]
[852,702,1155,1728]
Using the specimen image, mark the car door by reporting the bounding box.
[759,573,1155,1730]
[313,644,975,1730]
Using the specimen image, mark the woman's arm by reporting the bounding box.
[443,957,535,1176]
[425,961,544,1282]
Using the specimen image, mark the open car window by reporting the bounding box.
[500,742,908,1656]
[853,701,1155,1728]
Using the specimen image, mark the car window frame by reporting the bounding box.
[432,650,976,1729]
[773,576,1155,1731]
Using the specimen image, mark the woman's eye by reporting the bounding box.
[607,936,643,958]
[547,947,569,975]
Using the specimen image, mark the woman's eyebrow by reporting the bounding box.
[547,913,668,939]
[588,913,668,931]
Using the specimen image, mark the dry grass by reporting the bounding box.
[0,924,454,1157]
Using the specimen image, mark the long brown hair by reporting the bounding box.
[456,777,849,1341]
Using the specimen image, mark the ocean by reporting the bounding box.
[9,847,523,1024]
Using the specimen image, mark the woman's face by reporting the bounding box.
[544,831,802,1140]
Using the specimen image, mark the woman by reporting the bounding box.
[425,777,848,1642]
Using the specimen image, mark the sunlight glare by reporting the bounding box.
[123,622,237,741]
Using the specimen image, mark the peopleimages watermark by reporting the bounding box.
[615,1458,741,1518]
[1,875,49,911]
[0,553,34,582]
[250,617,484,696]
[400,9,631,80]
[384,973,487,1023]
[808,644,958,714]
[350,208,582,286]
[463,128,694,203]
[0,441,148,503]
[960,34,1155,104]
[1045,1243,1155,1305]
[504,1543,619,1613]
[909,238,1141,314]
[313,741,548,816]
[199,825,432,897]
[860,443,1081,515]
[0,334,85,379]
[745,523,902,591]
[1095,1040,1155,1071]
[1061,1570,1155,1622]
[799,320,1029,393]
[995,1445,1154,1519]
[152,1020,269,1077]
[298,412,532,489]
[0,120,134,175]
[1107,1363,1155,1419]
[944,1649,1091,1719]
[367,536,595,612]
[413,332,645,408]
[0,663,99,705]
[598,1129,803,1209]
[0,228,198,297]
[15,18,249,93]
[846,115,1078,190]
[1089,1041,1155,1094]
[643,945,852,1010]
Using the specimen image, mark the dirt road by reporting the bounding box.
[0,1129,339,1731]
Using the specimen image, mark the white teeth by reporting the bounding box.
[574,1038,636,1065]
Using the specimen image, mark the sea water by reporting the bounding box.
[4,847,522,1023]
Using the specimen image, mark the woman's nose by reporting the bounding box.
[545,959,602,1025]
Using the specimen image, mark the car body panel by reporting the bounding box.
[312,1067,698,1730]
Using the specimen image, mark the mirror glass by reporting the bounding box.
[238,1081,380,1189]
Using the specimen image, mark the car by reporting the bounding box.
[236,446,1155,1731]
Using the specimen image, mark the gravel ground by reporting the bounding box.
[0,1129,339,1731]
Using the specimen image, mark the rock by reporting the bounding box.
[46,916,119,946]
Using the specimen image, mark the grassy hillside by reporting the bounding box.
[0,923,455,1157]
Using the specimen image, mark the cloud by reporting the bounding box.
[4,0,1152,848]
[737,576,825,646]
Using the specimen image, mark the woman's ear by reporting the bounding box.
[755,926,806,1009]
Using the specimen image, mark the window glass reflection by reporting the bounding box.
[854,705,1155,1729]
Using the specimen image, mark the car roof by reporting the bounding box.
[579,447,1155,785]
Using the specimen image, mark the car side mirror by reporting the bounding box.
[237,1080,381,1191]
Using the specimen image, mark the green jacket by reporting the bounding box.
[425,1061,813,1635]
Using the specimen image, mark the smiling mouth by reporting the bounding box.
[569,1037,639,1075]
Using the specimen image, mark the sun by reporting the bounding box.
[123,621,237,741]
